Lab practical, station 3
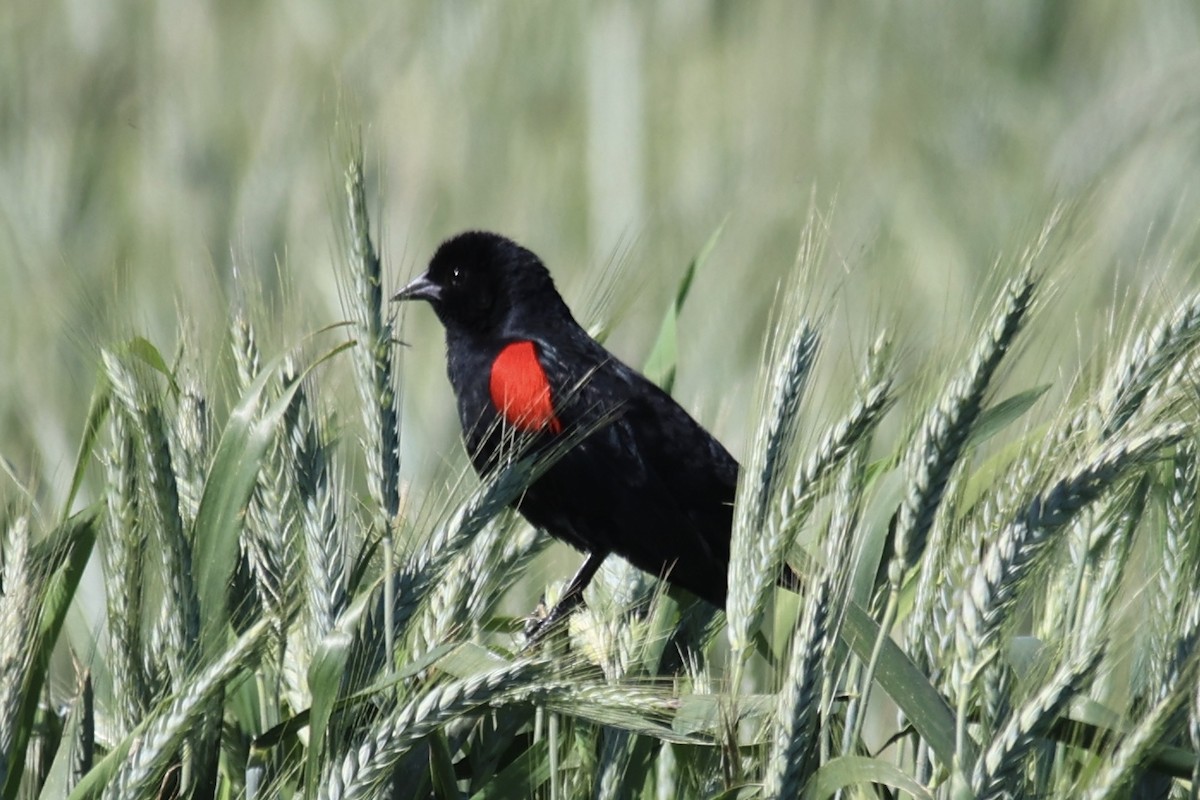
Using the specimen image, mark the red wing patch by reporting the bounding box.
[489,341,563,434]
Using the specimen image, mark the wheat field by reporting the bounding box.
[3,2,1200,798]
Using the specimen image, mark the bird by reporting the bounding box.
[393,231,743,640]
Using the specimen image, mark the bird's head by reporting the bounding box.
[393,231,568,337]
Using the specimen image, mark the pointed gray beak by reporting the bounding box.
[391,272,442,303]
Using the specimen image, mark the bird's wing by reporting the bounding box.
[526,341,736,606]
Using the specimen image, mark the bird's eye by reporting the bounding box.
[450,266,462,283]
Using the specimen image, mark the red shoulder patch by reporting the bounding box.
[489,341,563,434]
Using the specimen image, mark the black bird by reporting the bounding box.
[394,232,739,638]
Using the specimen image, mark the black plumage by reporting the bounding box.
[395,231,738,631]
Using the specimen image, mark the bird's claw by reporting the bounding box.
[522,617,549,648]
[521,609,558,650]
[520,595,576,650]
[522,598,550,643]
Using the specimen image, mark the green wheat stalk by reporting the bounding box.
[971,642,1105,799]
[415,514,530,656]
[1150,440,1200,701]
[594,728,634,800]
[169,379,209,530]
[765,556,834,795]
[1081,656,1197,800]
[322,659,539,800]
[727,211,829,670]
[344,157,401,522]
[954,423,1185,756]
[104,618,270,799]
[727,315,819,664]
[1069,479,1147,672]
[234,314,292,629]
[1102,290,1200,438]
[388,455,539,655]
[0,516,33,767]
[889,264,1037,600]
[850,265,1037,754]
[290,373,348,646]
[820,448,871,766]
[342,155,402,663]
[727,368,890,666]
[101,407,149,735]
[102,349,200,688]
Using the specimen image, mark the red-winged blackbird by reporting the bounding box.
[394,231,739,637]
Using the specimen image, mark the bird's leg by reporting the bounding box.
[523,550,608,646]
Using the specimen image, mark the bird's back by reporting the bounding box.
[451,328,738,608]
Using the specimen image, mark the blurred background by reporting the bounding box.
[3,0,1200,509]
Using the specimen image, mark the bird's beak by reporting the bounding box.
[391,272,442,303]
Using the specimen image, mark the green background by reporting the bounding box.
[3,0,1199,505]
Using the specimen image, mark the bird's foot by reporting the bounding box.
[521,551,607,650]
[521,594,580,649]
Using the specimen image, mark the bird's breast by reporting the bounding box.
[445,335,566,475]
[487,340,563,435]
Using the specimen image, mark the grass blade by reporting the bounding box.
[1,507,98,800]
[193,341,352,657]
[642,219,724,392]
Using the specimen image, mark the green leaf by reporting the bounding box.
[193,340,352,658]
[37,672,93,800]
[299,566,406,798]
[61,380,110,520]
[303,625,353,797]
[805,755,935,799]
[642,220,725,393]
[467,739,550,800]
[847,467,903,608]
[67,620,269,800]
[672,693,773,740]
[2,508,98,800]
[966,385,1051,450]
[436,642,524,680]
[429,731,462,800]
[839,602,960,768]
[255,642,457,752]
[123,335,180,395]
